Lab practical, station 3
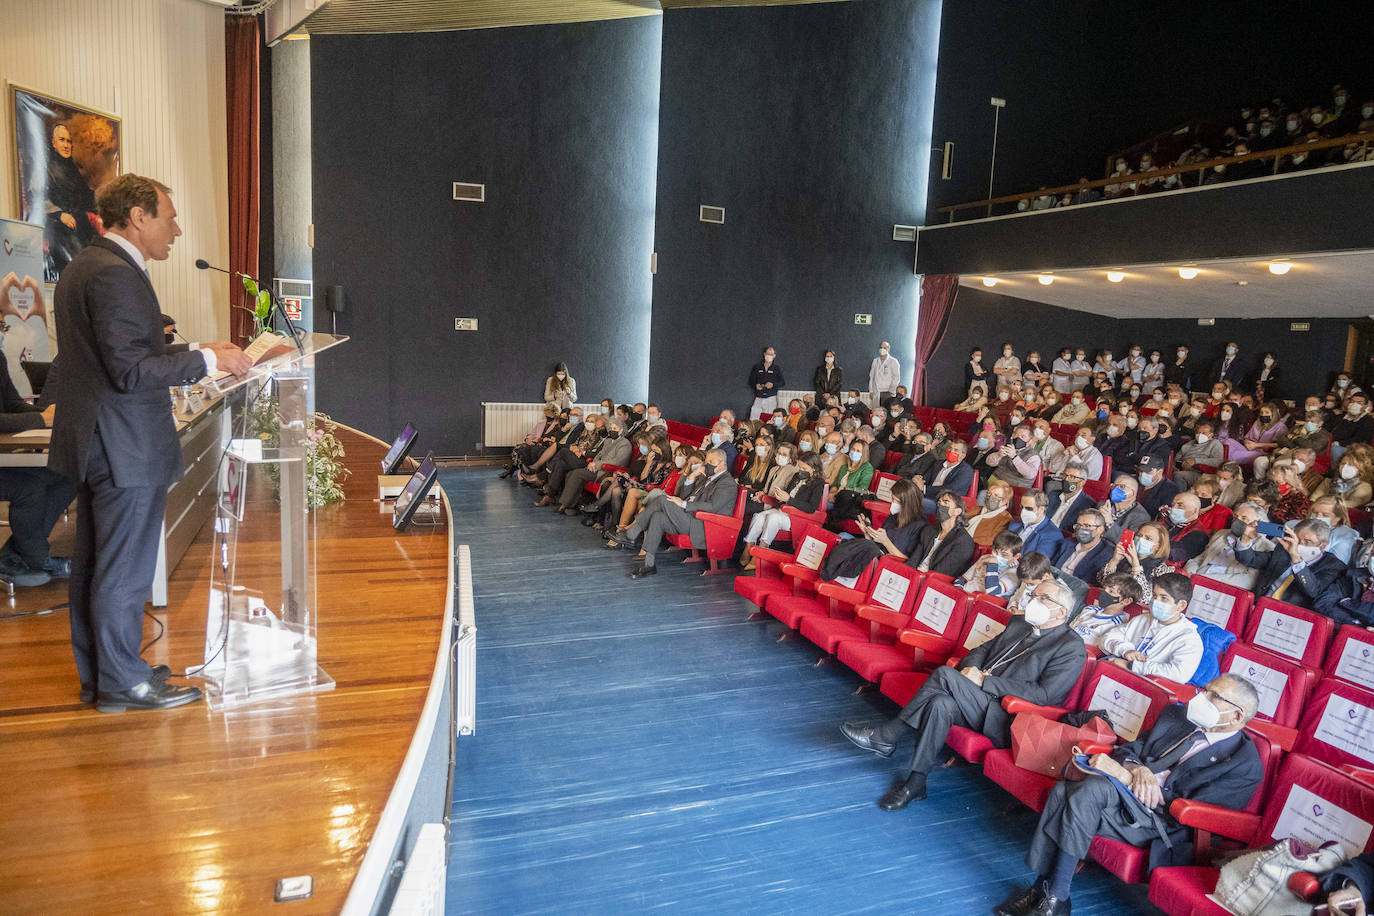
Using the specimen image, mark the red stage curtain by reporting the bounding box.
[226,15,260,346]
[911,274,960,405]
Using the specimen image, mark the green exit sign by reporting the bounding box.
[854,313,872,325]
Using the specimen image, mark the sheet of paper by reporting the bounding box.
[912,588,956,633]
[962,612,1006,651]
[870,569,912,611]
[1272,784,1373,859]
[794,536,826,571]
[1225,654,1286,719]
[1249,607,1314,662]
[1312,693,1374,766]
[874,475,895,502]
[1086,678,1150,741]
[1334,638,1374,687]
[10,427,51,440]
[1187,584,1235,628]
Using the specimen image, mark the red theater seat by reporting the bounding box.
[734,527,840,613]
[1185,576,1254,636]
[665,488,747,575]
[1242,598,1335,669]
[800,557,922,654]
[836,577,970,683]
[1324,624,1374,689]
[1149,754,1374,915]
[1293,679,1374,774]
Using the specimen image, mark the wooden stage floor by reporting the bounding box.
[0,429,450,914]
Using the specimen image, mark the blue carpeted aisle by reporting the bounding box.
[440,469,1159,915]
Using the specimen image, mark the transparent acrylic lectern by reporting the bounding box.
[195,332,348,710]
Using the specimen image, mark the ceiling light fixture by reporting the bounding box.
[981,277,998,287]
[1106,271,1125,283]
[1268,261,1293,275]
[1037,274,1055,285]
[1177,267,1199,280]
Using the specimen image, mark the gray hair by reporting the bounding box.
[1235,501,1269,522]
[1294,519,1331,543]
[1214,673,1260,722]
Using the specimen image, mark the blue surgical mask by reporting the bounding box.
[711,433,724,446]
[1168,507,1188,525]
[1150,599,1175,622]
[848,449,863,462]
[638,445,649,456]
[825,443,839,455]
[773,418,785,428]
[1139,472,1155,487]
[800,441,813,452]
[1109,486,1128,504]
[976,437,990,449]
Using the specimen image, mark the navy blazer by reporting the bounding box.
[1052,536,1115,586]
[905,524,976,578]
[1113,704,1263,868]
[1236,544,1347,608]
[1048,488,1096,534]
[1010,517,1066,560]
[49,237,208,488]
[1314,561,1374,628]
[925,460,974,499]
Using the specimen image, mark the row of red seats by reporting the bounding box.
[730,530,1374,912]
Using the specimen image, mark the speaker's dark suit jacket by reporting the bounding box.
[49,237,207,488]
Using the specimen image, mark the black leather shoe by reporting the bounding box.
[606,532,635,550]
[994,882,1045,916]
[0,553,50,587]
[1026,893,1070,916]
[628,564,658,580]
[80,664,172,704]
[877,781,925,811]
[96,678,202,713]
[840,721,896,758]
[559,507,579,517]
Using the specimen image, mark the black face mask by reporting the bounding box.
[164,332,176,344]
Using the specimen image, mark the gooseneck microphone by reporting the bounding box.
[194,257,304,354]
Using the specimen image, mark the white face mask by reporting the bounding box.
[1226,346,1237,355]
[1131,349,1141,357]
[775,455,790,467]
[764,354,774,363]
[1022,598,1052,627]
[1195,434,1210,444]
[890,501,901,515]
[825,356,834,365]
[1264,357,1274,366]
[1177,351,1187,360]
[1075,436,1090,449]
[1220,411,1233,421]
[1185,692,1222,729]
[1135,538,1156,556]
[1339,379,1351,388]
[1127,417,1139,428]
[1296,544,1323,564]
[1003,349,1013,357]
[879,348,889,358]
[1009,415,1022,425]
[999,391,1010,401]
[674,455,686,468]
[1341,464,1359,480]
[555,372,566,379]
[1033,428,1046,441]
[1020,507,1038,525]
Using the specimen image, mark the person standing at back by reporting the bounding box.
[868,340,900,409]
[49,174,251,713]
[813,349,843,406]
[748,345,784,420]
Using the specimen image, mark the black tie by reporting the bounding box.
[1146,727,1203,774]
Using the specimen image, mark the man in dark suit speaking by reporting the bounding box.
[49,174,250,713]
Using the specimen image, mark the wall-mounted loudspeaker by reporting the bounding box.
[326,286,345,314]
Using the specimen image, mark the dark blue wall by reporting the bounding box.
[929,0,1369,220]
[923,285,1350,408]
[647,0,942,425]
[309,18,662,453]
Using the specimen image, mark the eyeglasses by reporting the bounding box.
[1204,689,1244,715]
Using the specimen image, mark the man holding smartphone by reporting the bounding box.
[1234,517,1345,608]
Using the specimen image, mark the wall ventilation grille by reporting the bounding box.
[699,205,725,224]
[453,182,485,202]
[892,225,917,242]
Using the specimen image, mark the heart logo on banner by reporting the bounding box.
[6,284,34,317]
[2,239,12,256]
[1275,619,1283,627]
[1350,708,1360,720]
[1363,648,1370,658]
[1113,690,1122,700]
[1313,804,1325,817]
[1247,666,1257,676]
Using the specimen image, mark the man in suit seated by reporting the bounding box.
[1100,474,1150,542]
[1052,508,1114,585]
[554,417,632,514]
[1010,488,1066,559]
[1235,517,1346,609]
[995,674,1263,916]
[917,439,974,515]
[609,448,738,579]
[893,432,937,481]
[1045,469,1094,535]
[840,577,1087,812]
[0,353,75,587]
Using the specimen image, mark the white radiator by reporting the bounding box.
[481,401,600,448]
[387,822,447,916]
[454,544,476,737]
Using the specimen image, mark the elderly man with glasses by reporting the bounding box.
[995,673,1262,916]
[839,578,1087,812]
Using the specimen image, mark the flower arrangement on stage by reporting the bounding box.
[246,394,351,508]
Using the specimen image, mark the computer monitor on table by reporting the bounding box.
[380,423,418,475]
[393,454,439,531]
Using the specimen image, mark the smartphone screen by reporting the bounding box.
[1118,528,1134,550]
[1256,521,1286,538]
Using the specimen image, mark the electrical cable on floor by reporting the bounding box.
[140,608,165,654]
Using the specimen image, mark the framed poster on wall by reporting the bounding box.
[8,83,122,283]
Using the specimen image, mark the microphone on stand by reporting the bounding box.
[195,258,304,354]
